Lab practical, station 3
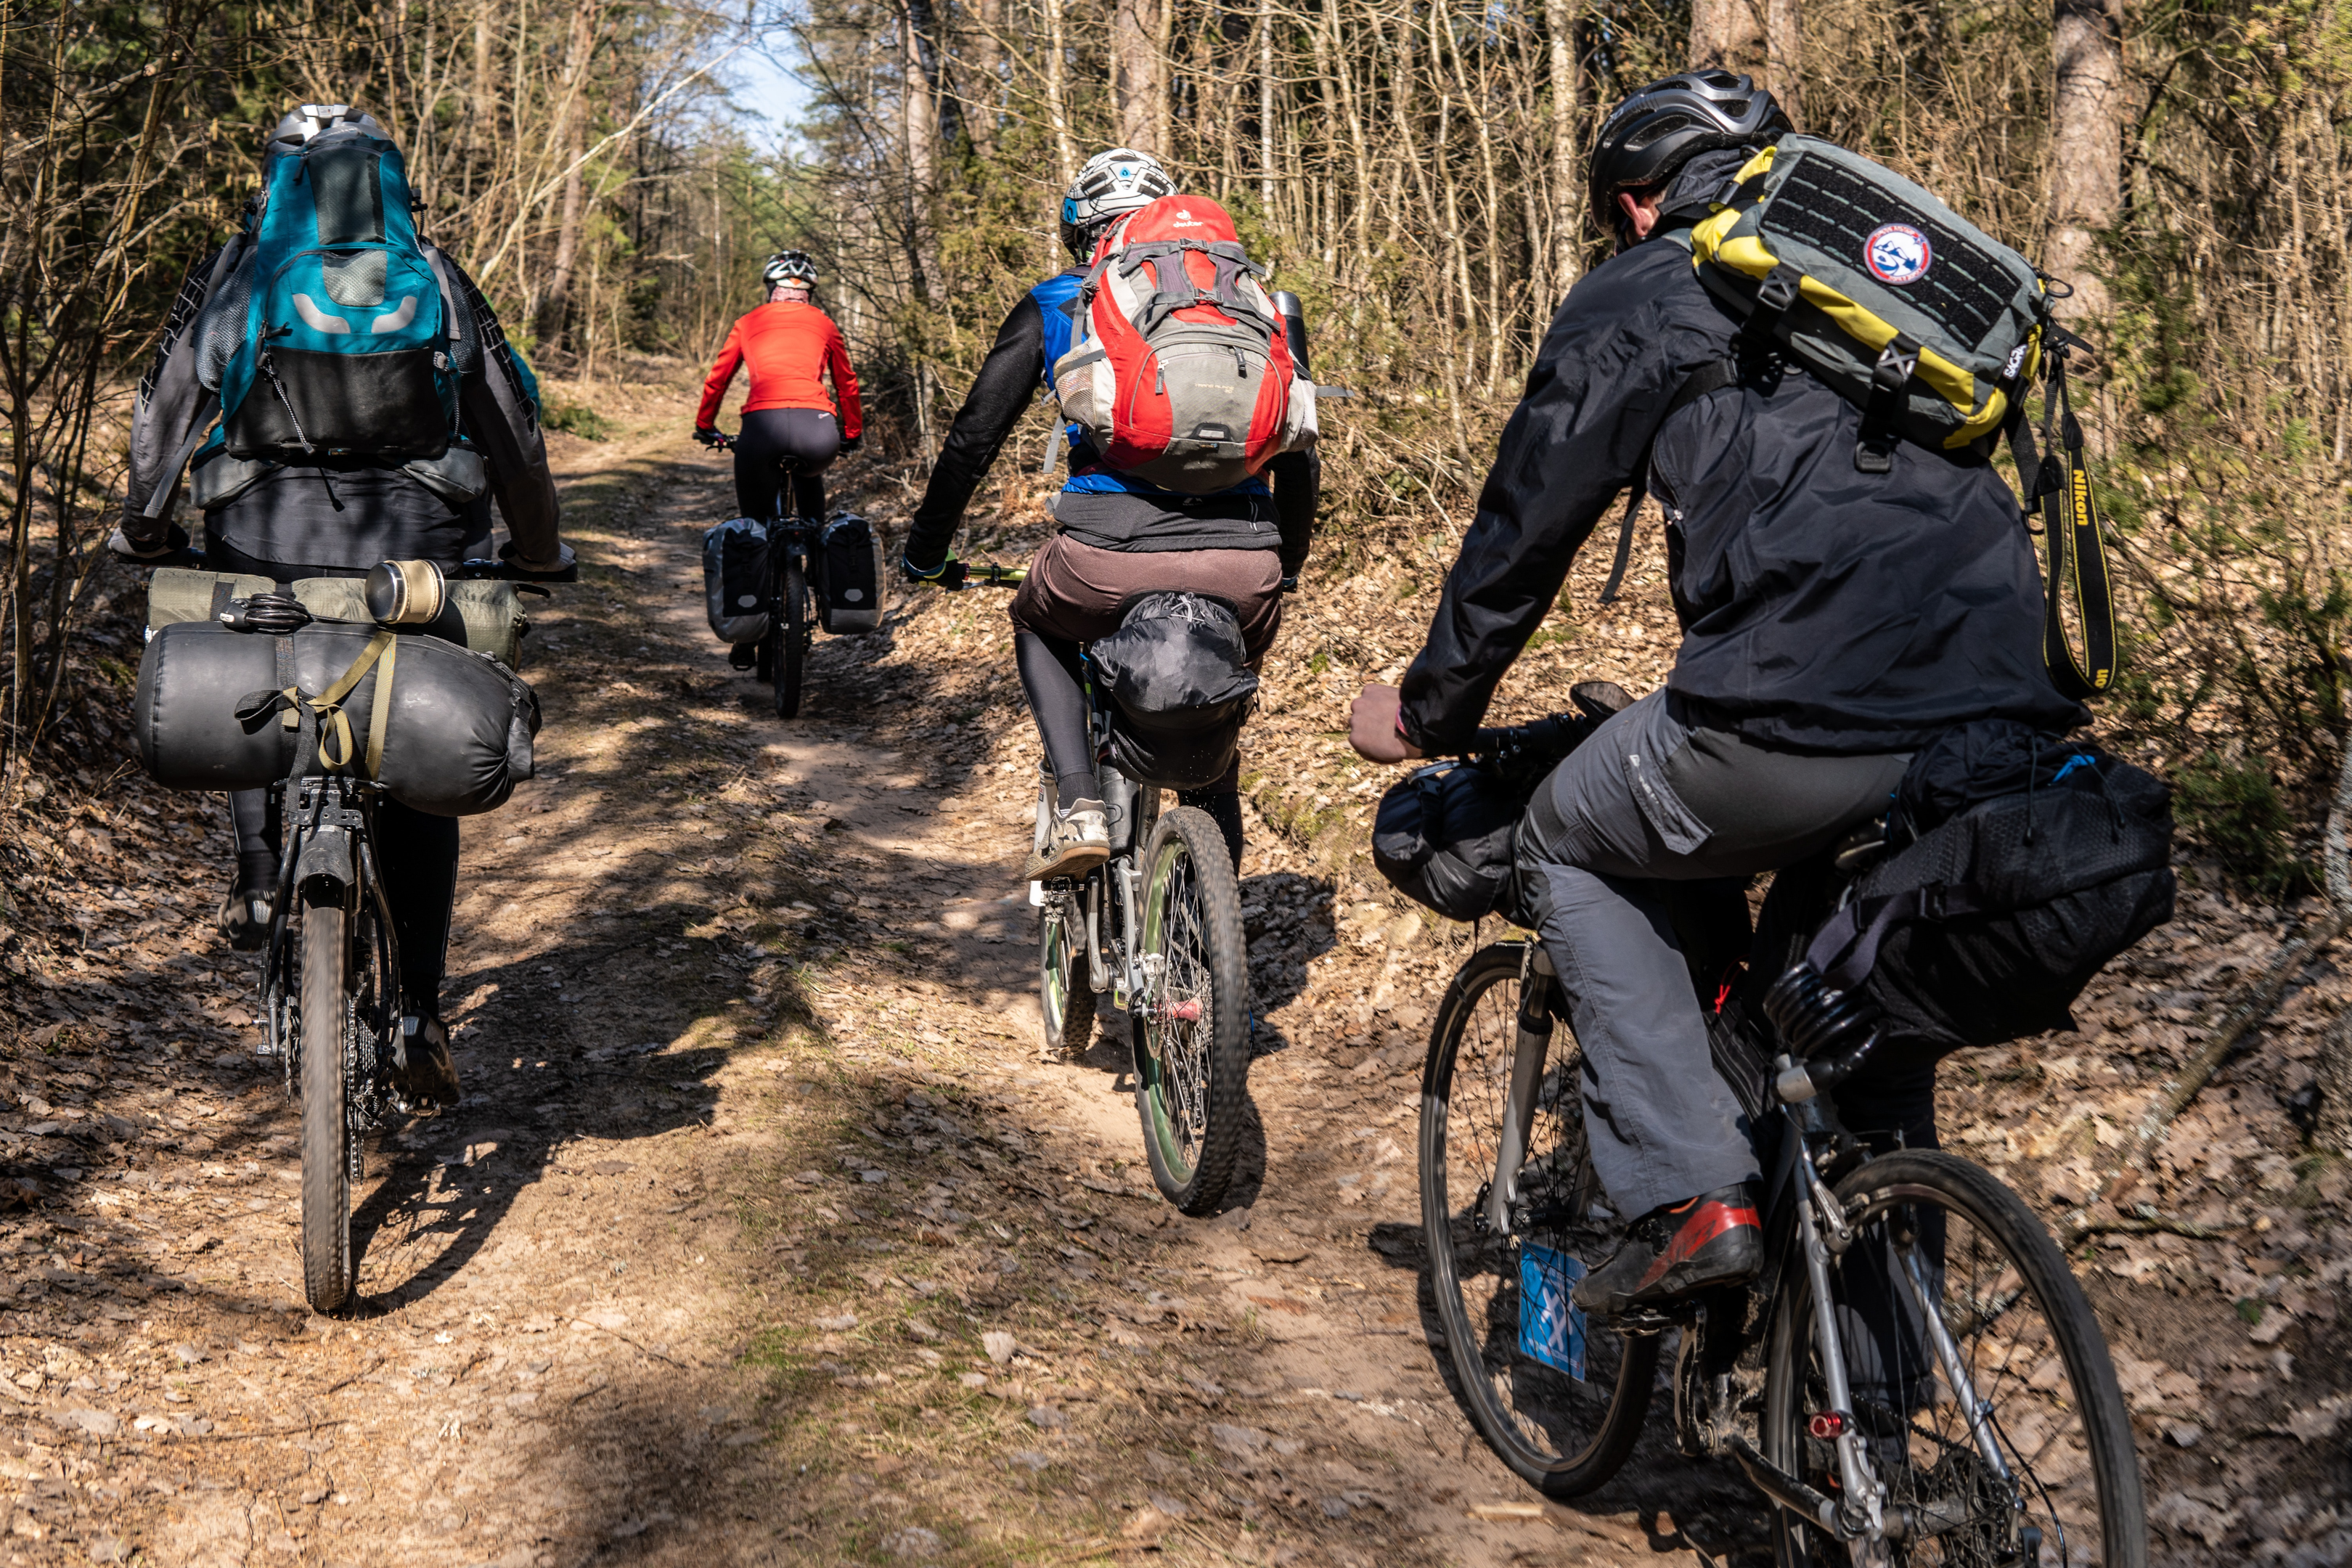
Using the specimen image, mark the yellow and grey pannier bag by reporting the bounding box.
[1689,134,2048,473]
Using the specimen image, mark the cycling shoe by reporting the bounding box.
[393,1015,462,1110]
[1024,799,1111,881]
[217,878,277,952]
[1572,1184,1761,1319]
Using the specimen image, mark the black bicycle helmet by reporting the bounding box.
[763,250,820,291]
[1588,71,1791,235]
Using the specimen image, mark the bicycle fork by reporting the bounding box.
[1484,946,1555,1235]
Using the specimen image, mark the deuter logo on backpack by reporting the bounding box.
[1050,195,1315,494]
[218,123,458,462]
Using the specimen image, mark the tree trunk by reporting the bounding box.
[1765,0,1802,113]
[1545,0,1581,301]
[1689,0,1766,75]
[1112,0,1160,152]
[902,0,937,299]
[1043,0,1077,181]
[2048,0,2124,319]
[536,0,598,354]
[1257,0,1274,216]
[968,0,1003,158]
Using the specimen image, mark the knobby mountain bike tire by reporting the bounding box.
[775,556,809,719]
[1418,941,1657,1497]
[299,881,356,1314]
[1133,805,1249,1215]
[1764,1150,2147,1567]
[1040,884,1097,1055]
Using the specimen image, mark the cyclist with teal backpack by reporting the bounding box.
[112,103,570,1107]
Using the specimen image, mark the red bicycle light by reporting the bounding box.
[1808,1410,1848,1440]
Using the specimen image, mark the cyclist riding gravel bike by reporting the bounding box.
[1349,71,2088,1320]
[695,250,863,523]
[899,148,1318,881]
[111,102,573,1109]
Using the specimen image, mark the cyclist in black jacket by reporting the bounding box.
[111,105,569,1108]
[902,149,1318,879]
[1351,73,2084,1319]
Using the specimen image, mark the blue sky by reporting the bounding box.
[731,35,813,150]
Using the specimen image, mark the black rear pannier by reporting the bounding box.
[1091,590,1258,791]
[1797,723,2176,1053]
[817,513,881,634]
[1371,761,1525,923]
[702,518,770,645]
[135,620,539,816]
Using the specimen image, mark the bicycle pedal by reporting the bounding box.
[1604,1303,1694,1336]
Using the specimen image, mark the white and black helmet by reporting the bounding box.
[1060,149,1175,259]
[1588,71,1791,234]
[763,250,820,292]
[264,102,385,159]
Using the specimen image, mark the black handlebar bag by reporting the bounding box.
[1090,590,1259,791]
[1371,759,1527,923]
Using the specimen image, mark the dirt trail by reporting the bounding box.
[4,378,2349,1567]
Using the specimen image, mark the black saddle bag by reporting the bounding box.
[1092,590,1259,791]
[1800,722,2177,1053]
[135,620,539,816]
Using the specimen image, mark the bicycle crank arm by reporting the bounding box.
[1727,1435,1843,1537]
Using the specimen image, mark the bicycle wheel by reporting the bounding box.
[1040,883,1096,1055]
[1132,805,1249,1214]
[775,555,808,719]
[1419,941,1658,1497]
[1764,1150,2147,1567]
[298,880,356,1313]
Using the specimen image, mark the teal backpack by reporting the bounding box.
[218,122,458,461]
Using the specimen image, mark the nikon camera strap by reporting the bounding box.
[2009,336,2120,702]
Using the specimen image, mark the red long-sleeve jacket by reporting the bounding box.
[696,301,862,438]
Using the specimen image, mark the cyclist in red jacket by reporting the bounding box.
[695,251,863,521]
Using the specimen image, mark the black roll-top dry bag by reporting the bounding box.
[135,619,538,816]
[1372,759,1526,923]
[817,513,882,634]
[1802,728,2175,1054]
[1090,590,1259,791]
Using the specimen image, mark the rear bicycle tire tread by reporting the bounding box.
[298,884,355,1315]
[1135,806,1249,1216]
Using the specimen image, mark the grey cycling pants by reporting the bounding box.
[1516,689,1910,1217]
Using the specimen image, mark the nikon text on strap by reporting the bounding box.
[2006,334,2120,702]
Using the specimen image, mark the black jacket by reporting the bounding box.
[1399,231,2086,756]
[905,289,1318,574]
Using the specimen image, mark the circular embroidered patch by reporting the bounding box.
[1864,223,1933,285]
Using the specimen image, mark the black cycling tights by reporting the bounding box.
[733,407,838,521]
[227,785,460,1017]
[1013,630,1246,870]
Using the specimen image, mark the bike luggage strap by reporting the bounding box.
[1802,881,1981,993]
[233,628,399,781]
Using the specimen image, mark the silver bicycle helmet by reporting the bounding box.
[264,103,385,159]
[1059,149,1175,260]
[763,250,820,292]
[1588,72,1791,236]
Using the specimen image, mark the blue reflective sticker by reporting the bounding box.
[1519,1244,1588,1381]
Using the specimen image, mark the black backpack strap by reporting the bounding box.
[1854,332,1922,474]
[1601,359,1744,605]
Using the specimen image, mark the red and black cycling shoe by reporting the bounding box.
[1570,1183,1762,1319]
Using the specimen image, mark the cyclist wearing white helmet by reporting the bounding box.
[695,248,863,522]
[900,149,1320,881]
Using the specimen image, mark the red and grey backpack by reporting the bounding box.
[1049,196,1316,494]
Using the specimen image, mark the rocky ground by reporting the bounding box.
[0,367,2345,1566]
